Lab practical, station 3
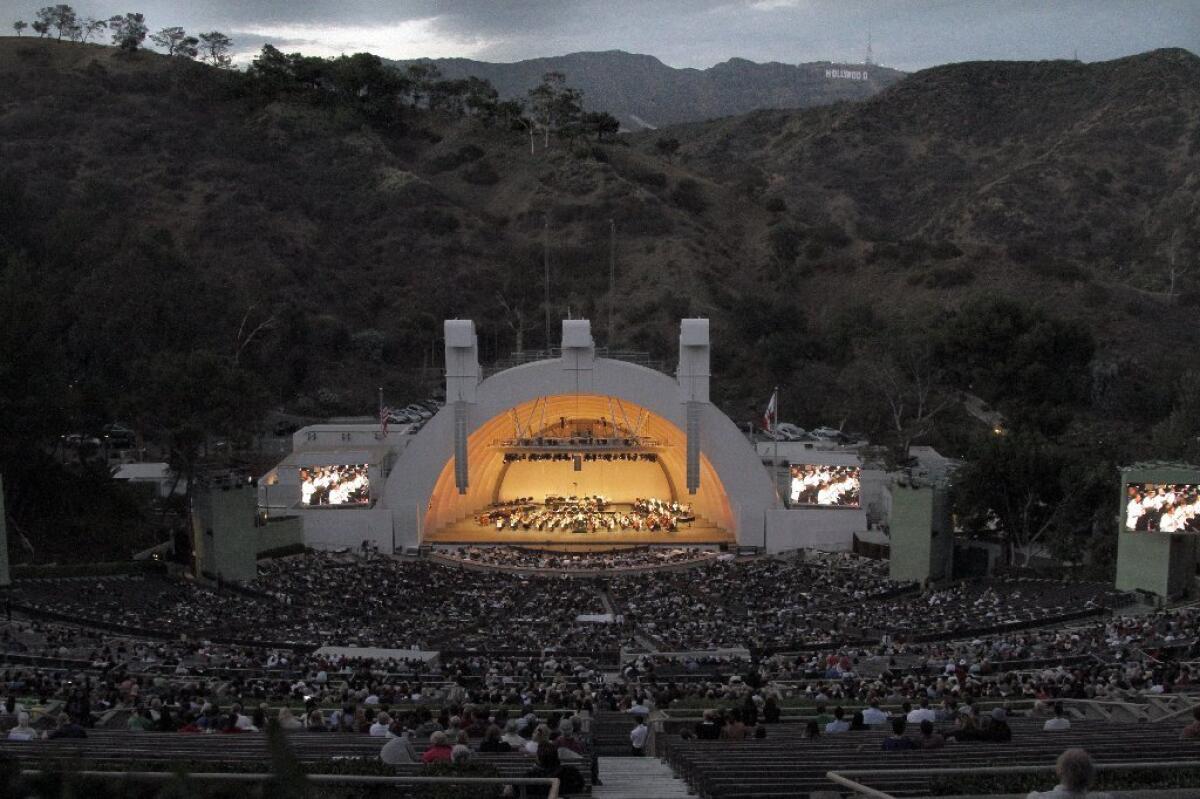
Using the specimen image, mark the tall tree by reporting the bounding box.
[31,20,49,37]
[528,71,583,149]
[848,321,953,465]
[952,431,1094,567]
[405,62,442,108]
[108,12,147,52]
[150,26,197,57]
[12,20,27,36]
[197,31,233,68]
[36,5,76,41]
[78,17,107,44]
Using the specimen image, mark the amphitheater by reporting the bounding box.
[3,322,1199,798]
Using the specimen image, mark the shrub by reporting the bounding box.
[670,178,708,214]
[460,160,499,185]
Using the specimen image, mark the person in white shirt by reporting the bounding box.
[862,700,889,727]
[630,717,649,755]
[824,707,850,734]
[906,699,936,725]
[7,712,36,741]
[1027,748,1111,799]
[369,712,392,737]
[1043,703,1071,731]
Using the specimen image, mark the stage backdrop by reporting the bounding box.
[497,458,672,504]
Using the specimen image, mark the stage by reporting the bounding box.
[424,517,733,547]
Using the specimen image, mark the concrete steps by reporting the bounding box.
[593,756,692,799]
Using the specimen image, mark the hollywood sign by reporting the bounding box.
[825,68,869,81]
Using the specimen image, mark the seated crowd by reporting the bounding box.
[612,564,1126,650]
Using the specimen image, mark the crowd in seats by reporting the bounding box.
[439,546,716,571]
[7,554,628,651]
[611,563,1125,650]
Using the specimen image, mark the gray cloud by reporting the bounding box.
[1,0,1196,70]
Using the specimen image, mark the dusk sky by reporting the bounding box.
[3,0,1198,71]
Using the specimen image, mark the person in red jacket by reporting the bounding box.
[421,731,454,764]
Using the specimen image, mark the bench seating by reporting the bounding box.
[658,718,1198,798]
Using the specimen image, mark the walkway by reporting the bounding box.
[593,756,691,799]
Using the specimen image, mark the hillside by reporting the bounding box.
[392,50,905,129]
[0,39,1198,561]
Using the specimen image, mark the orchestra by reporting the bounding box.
[789,465,861,507]
[475,495,695,534]
[1125,483,1200,533]
[300,464,370,507]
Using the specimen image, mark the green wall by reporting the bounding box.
[889,484,953,584]
[1115,465,1200,598]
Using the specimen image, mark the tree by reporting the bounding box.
[197,31,233,68]
[583,110,620,140]
[1164,227,1191,304]
[36,5,75,41]
[31,20,48,37]
[849,322,953,465]
[463,76,499,122]
[405,62,442,108]
[108,12,147,52]
[952,431,1098,567]
[150,26,197,57]
[12,21,27,36]
[78,17,107,43]
[527,71,582,149]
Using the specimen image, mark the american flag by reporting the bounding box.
[379,405,393,436]
[761,388,778,433]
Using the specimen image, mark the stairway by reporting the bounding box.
[591,711,639,756]
[593,757,691,799]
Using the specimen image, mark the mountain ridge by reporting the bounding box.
[392,48,906,129]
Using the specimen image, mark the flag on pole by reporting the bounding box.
[762,388,778,433]
[379,405,392,436]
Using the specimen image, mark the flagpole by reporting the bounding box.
[774,384,780,502]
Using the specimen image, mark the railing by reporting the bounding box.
[18,770,561,799]
[826,761,1200,799]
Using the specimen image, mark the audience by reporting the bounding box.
[1027,748,1112,799]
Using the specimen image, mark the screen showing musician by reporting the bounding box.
[300,464,371,507]
[789,465,861,507]
[1124,483,1200,533]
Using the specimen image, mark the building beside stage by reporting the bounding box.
[252,317,935,555]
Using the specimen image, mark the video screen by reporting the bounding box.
[1124,483,1200,533]
[789,465,861,507]
[300,464,370,507]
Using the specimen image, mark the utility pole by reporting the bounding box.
[543,215,551,352]
[608,218,616,348]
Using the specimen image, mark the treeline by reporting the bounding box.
[246,47,620,145]
[11,4,233,63]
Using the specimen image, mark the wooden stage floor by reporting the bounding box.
[425,520,733,547]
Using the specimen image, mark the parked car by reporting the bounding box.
[403,404,433,419]
[775,423,807,441]
[811,426,843,440]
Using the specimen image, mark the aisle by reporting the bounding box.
[592,756,691,799]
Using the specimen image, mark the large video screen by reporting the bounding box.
[1124,483,1200,533]
[300,464,370,507]
[789,465,861,508]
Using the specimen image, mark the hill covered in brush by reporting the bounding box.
[0,38,1197,561]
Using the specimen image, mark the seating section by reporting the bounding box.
[660,718,1196,798]
[0,730,594,790]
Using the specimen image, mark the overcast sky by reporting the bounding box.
[4,0,1197,71]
